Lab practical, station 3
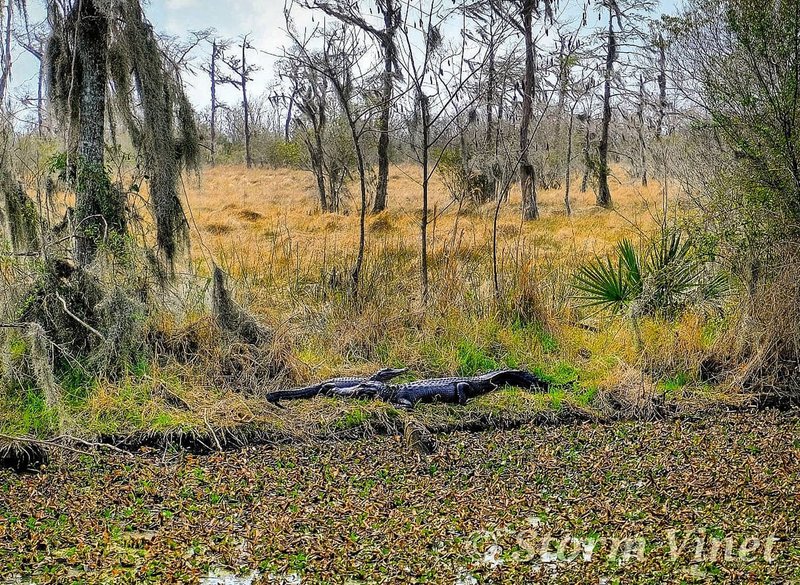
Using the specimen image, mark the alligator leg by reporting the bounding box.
[455,382,471,405]
[392,394,415,410]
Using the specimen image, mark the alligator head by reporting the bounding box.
[370,367,408,382]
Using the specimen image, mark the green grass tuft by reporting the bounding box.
[659,372,689,395]
[333,407,371,430]
[0,389,59,436]
[534,361,580,387]
[456,340,500,376]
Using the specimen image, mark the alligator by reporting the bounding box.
[358,369,550,409]
[266,367,407,407]
[269,369,549,409]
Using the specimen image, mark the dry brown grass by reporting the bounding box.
[3,162,727,441]
[154,164,720,423]
[186,164,663,277]
[179,165,680,382]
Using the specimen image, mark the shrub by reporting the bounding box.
[573,229,728,319]
[436,148,494,207]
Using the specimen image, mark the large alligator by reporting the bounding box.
[268,369,548,409]
[361,369,549,409]
[266,367,407,407]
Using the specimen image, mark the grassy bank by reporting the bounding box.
[1,165,733,441]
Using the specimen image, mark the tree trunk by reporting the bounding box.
[597,9,615,208]
[520,2,539,221]
[242,42,253,169]
[637,74,648,187]
[484,28,497,200]
[0,0,12,105]
[343,103,367,298]
[372,40,393,214]
[284,89,296,142]
[656,32,667,140]
[311,152,327,212]
[36,55,44,135]
[497,68,508,201]
[581,110,591,193]
[210,40,218,165]
[486,41,495,148]
[74,0,120,267]
[311,122,328,212]
[565,108,576,216]
[548,34,569,192]
[420,93,430,301]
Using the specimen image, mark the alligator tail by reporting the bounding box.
[266,384,323,407]
[488,370,549,392]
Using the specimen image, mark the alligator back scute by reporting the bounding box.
[401,377,462,389]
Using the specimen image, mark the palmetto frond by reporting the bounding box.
[573,229,728,318]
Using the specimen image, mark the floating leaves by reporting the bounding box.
[0,411,797,582]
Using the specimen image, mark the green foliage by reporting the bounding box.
[261,138,305,168]
[573,229,728,318]
[7,337,27,362]
[535,327,559,354]
[59,365,96,406]
[334,407,370,430]
[659,372,689,394]
[674,0,800,281]
[455,340,500,376]
[575,385,599,406]
[573,241,639,315]
[151,412,180,430]
[533,362,579,388]
[1,389,60,437]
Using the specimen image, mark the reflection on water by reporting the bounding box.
[201,569,302,585]
[5,567,303,584]
[201,569,261,585]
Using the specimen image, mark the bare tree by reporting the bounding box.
[596,0,620,207]
[579,105,593,194]
[219,35,260,168]
[595,0,654,207]
[278,51,340,213]
[654,28,667,141]
[459,1,515,204]
[491,0,555,221]
[398,0,490,300]
[270,71,300,142]
[634,72,648,186]
[203,37,230,165]
[285,6,375,297]
[305,0,401,214]
[17,7,47,134]
[562,48,597,215]
[0,0,15,105]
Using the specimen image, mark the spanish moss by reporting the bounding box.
[46,0,200,269]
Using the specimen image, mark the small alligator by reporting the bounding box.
[359,369,549,409]
[266,367,407,407]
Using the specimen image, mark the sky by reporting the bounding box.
[8,0,682,125]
